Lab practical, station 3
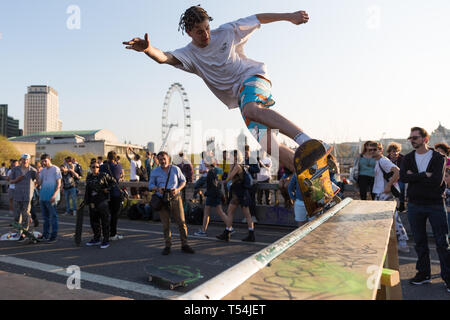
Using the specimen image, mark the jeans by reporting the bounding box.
[64,187,78,213]
[407,202,450,282]
[40,200,58,240]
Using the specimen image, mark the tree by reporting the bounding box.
[0,136,20,165]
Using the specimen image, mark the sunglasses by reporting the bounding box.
[408,136,421,141]
[91,166,100,169]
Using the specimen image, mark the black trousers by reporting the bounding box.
[358,175,375,200]
[89,200,110,242]
[109,196,122,237]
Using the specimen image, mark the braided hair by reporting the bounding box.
[178,5,213,34]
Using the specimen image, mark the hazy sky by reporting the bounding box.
[1,0,449,152]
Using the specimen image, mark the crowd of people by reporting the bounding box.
[351,127,449,292]
[1,126,448,292]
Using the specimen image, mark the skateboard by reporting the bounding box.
[144,265,189,290]
[294,139,341,218]
[74,201,86,246]
[10,221,42,244]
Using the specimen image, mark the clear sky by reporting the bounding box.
[1,0,449,152]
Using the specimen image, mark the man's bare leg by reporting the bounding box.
[258,126,295,172]
[242,102,309,143]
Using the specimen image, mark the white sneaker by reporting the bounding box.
[72,210,77,216]
[252,216,258,223]
[110,234,124,241]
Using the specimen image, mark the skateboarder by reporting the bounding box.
[123,6,321,172]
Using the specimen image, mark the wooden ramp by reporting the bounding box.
[180,199,401,300]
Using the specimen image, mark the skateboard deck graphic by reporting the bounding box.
[145,265,189,290]
[294,139,341,217]
[10,221,41,244]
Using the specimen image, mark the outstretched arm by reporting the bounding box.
[256,11,309,25]
[122,33,181,66]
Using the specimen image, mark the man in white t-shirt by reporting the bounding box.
[126,147,142,199]
[256,150,272,205]
[123,6,323,172]
[126,147,142,182]
[369,142,409,252]
[400,127,449,291]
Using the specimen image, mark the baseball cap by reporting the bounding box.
[20,154,31,159]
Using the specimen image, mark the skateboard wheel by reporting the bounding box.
[148,276,153,282]
[170,284,175,290]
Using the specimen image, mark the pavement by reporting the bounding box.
[0,209,448,300]
[0,209,290,300]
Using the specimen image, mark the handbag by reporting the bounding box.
[378,162,401,198]
[150,166,172,211]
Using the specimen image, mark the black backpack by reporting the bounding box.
[186,202,204,225]
[127,203,150,220]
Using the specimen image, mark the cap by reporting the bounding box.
[20,154,31,160]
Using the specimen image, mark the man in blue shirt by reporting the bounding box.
[148,151,195,255]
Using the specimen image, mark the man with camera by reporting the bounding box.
[148,151,195,255]
[84,161,117,249]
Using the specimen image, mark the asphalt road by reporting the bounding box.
[0,209,448,300]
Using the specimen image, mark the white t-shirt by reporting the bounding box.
[39,165,62,202]
[415,150,433,173]
[170,15,268,110]
[373,157,399,195]
[257,157,272,182]
[130,159,142,181]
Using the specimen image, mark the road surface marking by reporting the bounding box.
[0,255,180,299]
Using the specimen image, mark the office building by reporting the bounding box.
[24,85,61,135]
[0,104,22,138]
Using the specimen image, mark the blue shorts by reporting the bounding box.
[239,75,276,142]
[294,200,307,222]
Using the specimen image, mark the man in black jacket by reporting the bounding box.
[400,127,449,292]
[84,162,117,249]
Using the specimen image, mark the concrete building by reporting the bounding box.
[0,104,22,138]
[24,85,62,135]
[9,129,144,158]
